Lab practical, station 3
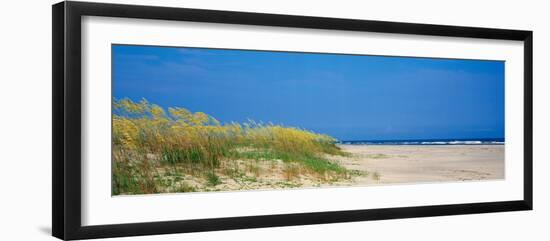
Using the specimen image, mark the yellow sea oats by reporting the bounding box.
[112,117,139,150]
[168,107,193,126]
[112,98,350,190]
[192,112,209,126]
[150,104,166,119]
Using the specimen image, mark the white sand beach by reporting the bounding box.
[335,144,504,185]
[151,144,505,193]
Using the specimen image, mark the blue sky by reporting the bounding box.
[112,45,504,141]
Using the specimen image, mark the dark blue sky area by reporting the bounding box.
[112,45,504,141]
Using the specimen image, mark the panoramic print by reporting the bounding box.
[111,45,504,195]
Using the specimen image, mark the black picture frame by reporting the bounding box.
[52,1,533,240]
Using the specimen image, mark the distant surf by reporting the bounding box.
[338,138,504,145]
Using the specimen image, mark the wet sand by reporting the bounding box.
[336,144,504,185]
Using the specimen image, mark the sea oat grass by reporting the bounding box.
[111,97,358,194]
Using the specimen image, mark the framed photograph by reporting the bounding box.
[52,1,533,240]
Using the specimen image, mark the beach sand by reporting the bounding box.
[335,144,504,185]
[149,144,505,193]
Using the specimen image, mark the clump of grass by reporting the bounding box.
[283,163,301,181]
[112,97,355,194]
[205,172,222,186]
[112,160,141,195]
[245,161,261,177]
[241,176,258,183]
[112,148,157,195]
[236,150,348,179]
[175,182,196,192]
[275,181,302,188]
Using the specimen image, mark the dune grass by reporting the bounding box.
[112,98,356,195]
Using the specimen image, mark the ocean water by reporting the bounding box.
[338,138,504,145]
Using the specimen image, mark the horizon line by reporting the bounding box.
[338,137,505,142]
